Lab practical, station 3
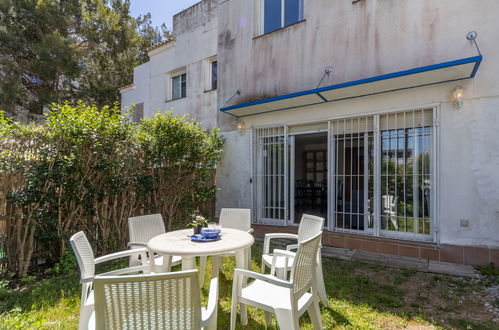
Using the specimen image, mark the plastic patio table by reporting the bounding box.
[147,228,254,276]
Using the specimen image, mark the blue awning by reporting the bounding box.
[220,55,482,117]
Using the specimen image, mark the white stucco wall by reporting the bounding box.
[120,62,150,113]
[121,0,499,248]
[215,0,499,247]
[215,130,253,213]
[121,0,219,128]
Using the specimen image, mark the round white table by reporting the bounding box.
[148,228,254,274]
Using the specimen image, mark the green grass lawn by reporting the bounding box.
[0,242,497,329]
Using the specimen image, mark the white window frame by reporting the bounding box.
[251,104,440,243]
[328,117,375,235]
[251,125,288,225]
[288,127,328,226]
[204,56,218,91]
[258,0,304,35]
[168,67,186,101]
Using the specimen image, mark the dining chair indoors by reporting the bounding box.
[91,270,218,330]
[230,232,324,330]
[261,213,328,306]
[128,213,182,271]
[70,231,150,330]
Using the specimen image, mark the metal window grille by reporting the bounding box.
[251,107,435,240]
[252,126,288,225]
[379,109,433,237]
[331,116,375,232]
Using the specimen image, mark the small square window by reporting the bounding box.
[263,0,303,34]
[172,73,186,100]
[211,61,218,90]
[132,103,144,123]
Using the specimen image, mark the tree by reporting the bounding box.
[0,0,170,116]
[0,0,82,114]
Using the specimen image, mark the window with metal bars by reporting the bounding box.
[251,108,434,240]
[332,109,433,238]
[252,126,288,225]
[379,109,433,236]
[332,117,375,232]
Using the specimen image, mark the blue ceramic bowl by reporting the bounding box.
[201,229,221,239]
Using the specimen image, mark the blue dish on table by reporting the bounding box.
[191,233,220,242]
[201,229,221,239]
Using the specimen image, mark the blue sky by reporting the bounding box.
[129,0,201,30]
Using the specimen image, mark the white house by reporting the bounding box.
[121,0,499,266]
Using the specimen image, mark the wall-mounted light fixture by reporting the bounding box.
[236,120,246,131]
[452,86,464,110]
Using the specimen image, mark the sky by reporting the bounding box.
[129,0,201,30]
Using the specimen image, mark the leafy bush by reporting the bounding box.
[52,249,78,276]
[0,103,223,276]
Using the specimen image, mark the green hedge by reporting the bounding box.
[0,102,223,276]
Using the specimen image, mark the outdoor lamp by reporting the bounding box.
[236,120,246,131]
[452,86,464,110]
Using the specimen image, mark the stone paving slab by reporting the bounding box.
[428,260,478,278]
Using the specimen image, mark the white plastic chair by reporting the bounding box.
[261,214,327,306]
[128,214,182,271]
[91,270,218,330]
[219,208,253,233]
[200,208,253,283]
[382,195,399,230]
[70,231,150,330]
[231,232,323,330]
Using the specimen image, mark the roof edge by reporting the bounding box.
[145,38,176,53]
[118,83,135,92]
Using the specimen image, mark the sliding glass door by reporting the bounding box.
[251,108,435,241]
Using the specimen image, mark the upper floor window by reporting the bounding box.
[132,103,144,123]
[263,0,303,34]
[211,60,218,90]
[172,73,186,100]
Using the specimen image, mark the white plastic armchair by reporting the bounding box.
[219,208,253,233]
[382,195,399,230]
[91,270,218,330]
[200,208,253,283]
[231,232,323,330]
[70,231,150,330]
[128,214,182,271]
[261,213,328,306]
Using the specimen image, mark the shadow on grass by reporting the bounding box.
[1,241,497,329]
[0,257,127,315]
[0,272,80,314]
[322,306,352,327]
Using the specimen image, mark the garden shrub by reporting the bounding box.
[0,103,223,276]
